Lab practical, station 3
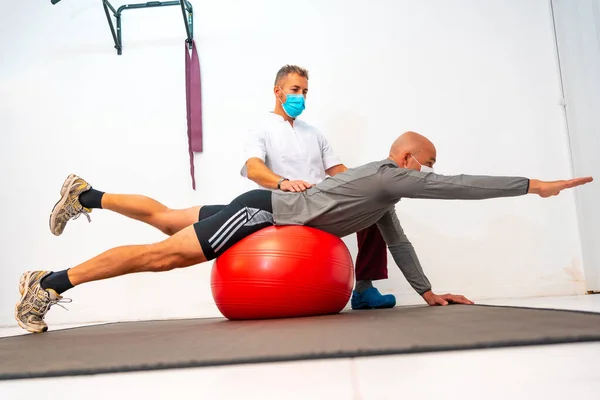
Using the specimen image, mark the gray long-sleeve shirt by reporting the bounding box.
[271,159,530,295]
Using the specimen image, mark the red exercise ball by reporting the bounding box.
[211,225,354,320]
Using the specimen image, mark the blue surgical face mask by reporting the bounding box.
[278,86,305,118]
[411,154,434,173]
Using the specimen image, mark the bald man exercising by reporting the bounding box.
[16,132,592,333]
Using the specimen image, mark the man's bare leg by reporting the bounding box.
[49,174,201,236]
[67,225,205,284]
[16,225,206,333]
[101,194,200,236]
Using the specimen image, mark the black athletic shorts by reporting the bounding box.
[194,189,274,260]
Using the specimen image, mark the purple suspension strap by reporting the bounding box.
[185,39,203,189]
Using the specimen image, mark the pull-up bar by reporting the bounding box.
[102,1,194,55]
[51,1,194,55]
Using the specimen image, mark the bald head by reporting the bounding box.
[389,131,437,171]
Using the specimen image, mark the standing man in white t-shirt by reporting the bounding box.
[240,65,396,310]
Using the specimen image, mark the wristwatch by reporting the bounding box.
[277,178,289,190]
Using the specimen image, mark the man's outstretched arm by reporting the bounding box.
[527,178,593,198]
[382,169,592,201]
[375,209,473,306]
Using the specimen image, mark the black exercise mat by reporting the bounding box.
[2,304,600,380]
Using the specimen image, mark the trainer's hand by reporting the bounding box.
[280,179,314,192]
[422,290,474,306]
[529,177,593,198]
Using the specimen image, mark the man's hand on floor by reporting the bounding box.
[422,290,474,306]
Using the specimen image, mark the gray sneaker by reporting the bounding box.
[49,174,93,236]
[14,271,70,333]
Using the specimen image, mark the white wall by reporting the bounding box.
[0,0,589,327]
[551,0,600,291]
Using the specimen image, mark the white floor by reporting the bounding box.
[1,295,599,400]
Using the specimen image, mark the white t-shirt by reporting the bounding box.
[240,113,342,186]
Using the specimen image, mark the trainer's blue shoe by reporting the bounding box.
[351,287,396,310]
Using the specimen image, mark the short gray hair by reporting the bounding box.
[274,65,309,86]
